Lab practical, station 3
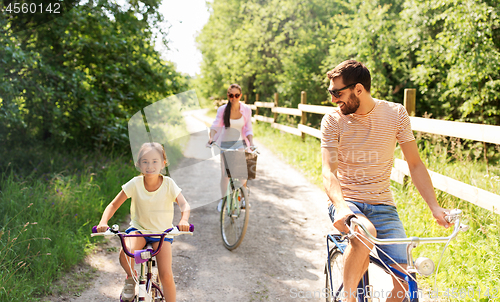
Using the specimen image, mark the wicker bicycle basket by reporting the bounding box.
[222,150,258,180]
[245,151,258,180]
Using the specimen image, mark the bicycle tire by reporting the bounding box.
[220,185,249,250]
[325,248,344,302]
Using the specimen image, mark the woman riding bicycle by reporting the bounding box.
[207,84,256,211]
[95,142,191,302]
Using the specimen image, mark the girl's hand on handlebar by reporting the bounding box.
[96,224,109,233]
[177,220,190,232]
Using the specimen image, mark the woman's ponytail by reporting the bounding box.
[223,101,232,128]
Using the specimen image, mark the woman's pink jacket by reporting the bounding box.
[211,101,253,146]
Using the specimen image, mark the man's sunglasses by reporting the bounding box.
[328,83,357,98]
[227,93,241,99]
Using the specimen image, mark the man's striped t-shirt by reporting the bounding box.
[321,99,415,206]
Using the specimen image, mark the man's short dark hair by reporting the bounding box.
[327,60,371,93]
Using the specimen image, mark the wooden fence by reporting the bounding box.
[245,89,500,215]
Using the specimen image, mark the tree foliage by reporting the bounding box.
[196,0,340,107]
[0,0,189,152]
[404,0,500,123]
[196,0,500,125]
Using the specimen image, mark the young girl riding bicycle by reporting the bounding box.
[96,142,191,302]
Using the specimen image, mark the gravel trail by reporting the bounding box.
[43,110,393,302]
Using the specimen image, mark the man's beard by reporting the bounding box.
[340,92,360,115]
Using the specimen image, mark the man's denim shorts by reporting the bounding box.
[125,227,174,244]
[328,200,407,265]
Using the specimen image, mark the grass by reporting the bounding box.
[253,123,323,187]
[0,150,138,300]
[0,86,191,301]
[0,101,190,300]
[253,122,500,301]
[0,146,185,300]
[47,263,98,298]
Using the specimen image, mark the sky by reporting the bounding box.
[157,0,211,77]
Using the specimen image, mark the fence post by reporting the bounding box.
[255,94,260,118]
[404,89,416,117]
[301,91,307,141]
[273,93,279,124]
[402,89,415,185]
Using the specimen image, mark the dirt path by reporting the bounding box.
[43,111,392,302]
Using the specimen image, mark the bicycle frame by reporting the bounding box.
[91,225,194,302]
[210,142,254,212]
[326,209,467,302]
[326,234,413,302]
[210,142,254,250]
[118,231,172,301]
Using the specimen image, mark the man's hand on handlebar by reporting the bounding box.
[431,206,451,228]
[333,207,356,234]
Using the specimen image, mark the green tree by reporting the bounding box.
[196,0,342,108]
[321,0,411,104]
[403,0,500,123]
[196,0,500,126]
[0,0,189,152]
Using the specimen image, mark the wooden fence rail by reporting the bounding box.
[246,89,500,214]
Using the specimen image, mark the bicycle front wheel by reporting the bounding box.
[325,248,344,302]
[150,266,164,302]
[220,185,249,250]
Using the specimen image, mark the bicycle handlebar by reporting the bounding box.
[91,224,194,257]
[208,142,260,155]
[345,209,468,245]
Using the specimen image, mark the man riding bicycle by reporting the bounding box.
[321,60,450,302]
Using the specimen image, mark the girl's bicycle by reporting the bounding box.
[325,209,468,302]
[209,142,259,250]
[91,224,194,302]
